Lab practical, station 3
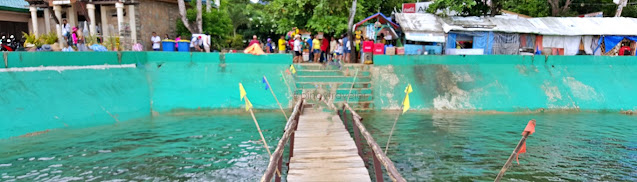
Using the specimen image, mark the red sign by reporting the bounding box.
[402,3,416,13]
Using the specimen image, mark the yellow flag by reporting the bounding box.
[245,98,253,111]
[402,94,410,114]
[404,84,413,94]
[289,65,296,74]
[239,83,247,101]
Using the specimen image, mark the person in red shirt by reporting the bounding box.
[288,38,294,53]
[320,36,329,63]
[248,35,260,47]
[619,43,632,56]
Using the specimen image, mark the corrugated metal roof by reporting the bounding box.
[528,17,637,36]
[397,13,637,36]
[0,0,29,10]
[394,13,444,33]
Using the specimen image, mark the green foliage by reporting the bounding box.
[22,32,36,45]
[503,0,551,17]
[39,32,58,45]
[266,0,369,35]
[177,0,234,49]
[226,34,245,49]
[427,0,478,16]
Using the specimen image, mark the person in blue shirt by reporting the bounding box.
[306,35,313,62]
[342,34,350,63]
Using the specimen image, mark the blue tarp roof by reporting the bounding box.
[355,13,400,30]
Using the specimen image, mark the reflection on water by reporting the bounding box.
[1,111,636,181]
[0,112,285,182]
[360,112,637,181]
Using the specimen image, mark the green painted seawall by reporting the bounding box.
[2,52,636,138]
[372,55,637,112]
[1,52,293,139]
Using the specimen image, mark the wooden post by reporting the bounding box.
[353,117,362,158]
[263,75,288,121]
[275,156,282,182]
[494,119,536,182]
[373,154,384,182]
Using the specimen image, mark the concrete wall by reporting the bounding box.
[372,55,637,112]
[137,0,179,50]
[1,52,293,139]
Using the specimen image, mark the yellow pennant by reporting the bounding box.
[404,84,413,94]
[402,94,410,114]
[245,98,253,111]
[289,65,297,74]
[239,83,247,101]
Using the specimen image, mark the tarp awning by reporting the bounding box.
[354,13,400,30]
[405,32,445,42]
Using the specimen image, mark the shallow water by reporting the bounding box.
[0,112,285,182]
[1,111,636,181]
[359,112,637,181]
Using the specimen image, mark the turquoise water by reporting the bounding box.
[1,111,636,181]
[359,112,637,181]
[0,112,285,181]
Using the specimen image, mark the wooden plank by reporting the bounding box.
[287,107,371,182]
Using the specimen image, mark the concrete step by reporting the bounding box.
[296,63,372,71]
[295,82,372,89]
[295,76,372,83]
[294,88,373,95]
[296,70,371,77]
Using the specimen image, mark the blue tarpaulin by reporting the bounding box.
[446,31,494,55]
[602,36,637,53]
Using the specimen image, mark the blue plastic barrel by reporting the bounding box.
[177,41,190,52]
[162,41,175,51]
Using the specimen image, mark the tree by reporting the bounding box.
[206,0,212,12]
[266,0,370,35]
[503,0,550,17]
[548,0,574,16]
[427,0,487,16]
[177,0,203,33]
[177,0,233,49]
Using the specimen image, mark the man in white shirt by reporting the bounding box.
[61,19,70,37]
[151,32,161,51]
[293,35,302,63]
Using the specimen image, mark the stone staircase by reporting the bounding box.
[293,63,374,111]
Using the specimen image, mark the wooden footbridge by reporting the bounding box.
[260,99,406,182]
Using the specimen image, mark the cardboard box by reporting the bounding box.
[396,47,405,55]
[385,47,396,55]
[362,41,374,53]
[373,43,385,55]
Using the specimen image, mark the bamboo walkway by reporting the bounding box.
[286,106,371,182]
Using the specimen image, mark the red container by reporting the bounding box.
[396,47,405,55]
[373,43,385,54]
[362,41,374,53]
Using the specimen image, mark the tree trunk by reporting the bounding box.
[206,0,212,12]
[177,0,194,33]
[196,0,203,33]
[347,0,357,63]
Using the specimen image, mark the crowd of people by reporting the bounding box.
[252,27,360,64]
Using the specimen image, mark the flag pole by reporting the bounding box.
[246,97,281,177]
[494,119,536,182]
[280,71,292,96]
[384,95,405,154]
[345,68,360,103]
[263,75,288,121]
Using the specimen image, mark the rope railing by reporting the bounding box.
[339,103,406,182]
[260,98,305,182]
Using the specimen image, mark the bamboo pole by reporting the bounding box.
[246,97,281,177]
[345,68,360,103]
[384,94,405,154]
[494,119,536,182]
[263,75,288,121]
